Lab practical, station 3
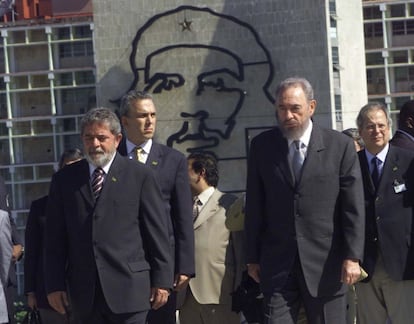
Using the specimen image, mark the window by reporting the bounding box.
[363,7,381,20]
[364,22,383,38]
[390,4,405,18]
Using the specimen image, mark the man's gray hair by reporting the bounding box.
[80,107,121,135]
[275,77,314,103]
[356,102,392,130]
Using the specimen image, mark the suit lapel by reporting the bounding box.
[146,143,163,169]
[271,128,295,187]
[298,125,325,185]
[78,160,95,208]
[194,189,221,229]
[377,146,399,193]
[97,153,124,205]
[359,151,376,195]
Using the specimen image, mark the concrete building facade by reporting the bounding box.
[363,0,414,126]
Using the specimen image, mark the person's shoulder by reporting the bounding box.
[217,190,238,209]
[389,144,414,159]
[31,195,48,208]
[153,142,186,158]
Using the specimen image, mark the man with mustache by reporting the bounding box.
[44,107,173,324]
[244,77,365,324]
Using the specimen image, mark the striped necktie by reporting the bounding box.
[91,167,104,200]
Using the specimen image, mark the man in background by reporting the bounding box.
[0,175,23,324]
[118,90,195,324]
[355,102,414,324]
[390,99,414,150]
[180,152,242,324]
[24,148,84,324]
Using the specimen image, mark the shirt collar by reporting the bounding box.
[365,143,389,164]
[196,186,215,207]
[126,138,152,155]
[287,120,313,148]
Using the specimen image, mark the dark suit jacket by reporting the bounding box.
[390,130,414,151]
[358,145,414,281]
[24,196,51,309]
[44,153,173,319]
[118,140,195,276]
[245,126,365,297]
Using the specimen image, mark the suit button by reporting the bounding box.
[373,237,378,242]
[376,217,380,221]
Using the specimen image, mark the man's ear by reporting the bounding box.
[406,117,414,129]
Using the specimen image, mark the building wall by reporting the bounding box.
[93,0,367,191]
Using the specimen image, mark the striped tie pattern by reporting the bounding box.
[92,167,104,200]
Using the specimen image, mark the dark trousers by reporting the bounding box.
[146,291,176,324]
[263,258,346,324]
[80,281,148,324]
[6,283,16,324]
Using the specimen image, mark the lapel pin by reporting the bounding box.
[151,161,158,166]
[112,177,117,182]
[392,166,398,172]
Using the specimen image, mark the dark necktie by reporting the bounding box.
[371,157,379,188]
[91,167,104,200]
[292,140,304,182]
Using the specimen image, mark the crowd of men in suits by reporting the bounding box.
[1,81,414,324]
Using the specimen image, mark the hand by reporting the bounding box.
[27,293,37,310]
[47,291,69,314]
[12,244,23,262]
[173,274,190,291]
[247,263,261,283]
[150,287,170,310]
[341,259,361,285]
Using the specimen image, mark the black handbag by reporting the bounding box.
[232,271,264,323]
[22,308,42,324]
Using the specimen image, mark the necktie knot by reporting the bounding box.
[192,196,202,221]
[135,147,145,163]
[92,167,104,200]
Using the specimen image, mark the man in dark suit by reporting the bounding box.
[244,77,365,324]
[44,107,173,324]
[355,102,414,324]
[118,90,195,324]
[390,99,414,150]
[24,148,84,324]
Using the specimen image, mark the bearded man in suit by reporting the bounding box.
[244,77,365,324]
[44,107,173,324]
[118,90,195,324]
[355,102,414,324]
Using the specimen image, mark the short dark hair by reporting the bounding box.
[398,99,414,128]
[188,152,219,187]
[58,148,83,170]
[342,128,364,149]
[119,90,154,117]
